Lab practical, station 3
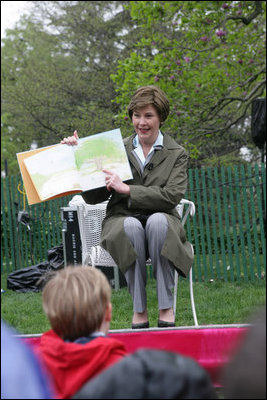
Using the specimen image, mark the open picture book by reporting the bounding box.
[17,128,133,205]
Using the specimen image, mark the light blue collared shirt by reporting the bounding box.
[132,131,163,172]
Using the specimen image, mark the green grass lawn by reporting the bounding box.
[1,271,266,334]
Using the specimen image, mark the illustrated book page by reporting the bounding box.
[17,128,133,205]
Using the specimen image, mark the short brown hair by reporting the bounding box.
[127,85,170,124]
[42,266,111,341]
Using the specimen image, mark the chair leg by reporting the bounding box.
[90,247,97,268]
[173,270,178,319]
[114,266,120,291]
[189,267,199,326]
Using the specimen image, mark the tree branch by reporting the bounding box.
[199,74,266,121]
[187,80,266,141]
[225,1,264,25]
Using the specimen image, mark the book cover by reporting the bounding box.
[17,128,133,205]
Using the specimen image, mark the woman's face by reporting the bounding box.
[132,104,161,145]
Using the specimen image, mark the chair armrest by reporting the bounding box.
[180,199,195,217]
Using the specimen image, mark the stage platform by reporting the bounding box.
[17,324,250,387]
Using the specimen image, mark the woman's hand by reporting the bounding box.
[103,170,130,195]
[61,130,79,145]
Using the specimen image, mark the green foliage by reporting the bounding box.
[1,1,137,175]
[111,1,266,167]
[1,113,23,176]
[1,1,265,177]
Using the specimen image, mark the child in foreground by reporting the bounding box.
[38,265,127,399]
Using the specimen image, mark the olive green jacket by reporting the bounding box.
[82,133,194,277]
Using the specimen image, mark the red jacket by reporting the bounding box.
[38,330,127,399]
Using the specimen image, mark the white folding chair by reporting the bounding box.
[76,199,198,326]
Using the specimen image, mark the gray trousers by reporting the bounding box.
[124,213,175,313]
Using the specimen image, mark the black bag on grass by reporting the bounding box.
[7,244,64,293]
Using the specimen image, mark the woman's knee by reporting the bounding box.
[146,213,168,235]
[124,217,144,239]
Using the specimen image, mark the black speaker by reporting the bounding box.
[61,207,82,266]
[251,98,266,149]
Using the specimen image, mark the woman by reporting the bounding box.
[61,85,194,329]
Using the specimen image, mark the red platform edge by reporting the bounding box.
[19,325,248,387]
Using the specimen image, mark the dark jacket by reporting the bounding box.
[82,133,194,277]
[71,349,217,399]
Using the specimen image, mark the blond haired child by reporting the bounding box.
[38,266,127,399]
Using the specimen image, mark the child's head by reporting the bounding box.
[42,266,112,341]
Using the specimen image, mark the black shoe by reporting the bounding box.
[158,319,175,328]
[131,321,149,329]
